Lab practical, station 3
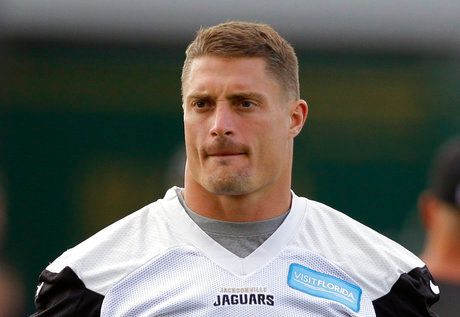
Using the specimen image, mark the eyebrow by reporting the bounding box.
[186,93,212,102]
[186,92,267,103]
[227,92,266,103]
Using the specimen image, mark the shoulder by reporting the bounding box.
[32,187,185,316]
[291,195,439,315]
[46,187,183,295]
[293,195,425,299]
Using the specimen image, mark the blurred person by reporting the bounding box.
[419,136,460,316]
[32,21,439,316]
[0,173,25,317]
[0,262,25,317]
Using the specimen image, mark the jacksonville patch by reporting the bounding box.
[287,263,362,312]
[213,287,274,306]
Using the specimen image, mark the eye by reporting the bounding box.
[192,99,209,109]
[241,100,255,108]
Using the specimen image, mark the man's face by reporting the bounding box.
[182,56,295,196]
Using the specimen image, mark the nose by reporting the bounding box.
[209,104,235,137]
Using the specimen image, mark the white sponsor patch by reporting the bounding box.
[287,263,362,312]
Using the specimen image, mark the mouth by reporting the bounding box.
[207,150,245,155]
[205,148,248,160]
[207,152,246,158]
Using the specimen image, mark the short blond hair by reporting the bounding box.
[182,21,299,101]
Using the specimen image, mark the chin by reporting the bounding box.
[204,175,253,196]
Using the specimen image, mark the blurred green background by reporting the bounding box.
[2,38,460,315]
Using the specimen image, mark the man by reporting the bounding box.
[32,21,439,316]
[419,136,460,316]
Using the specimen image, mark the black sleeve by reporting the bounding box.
[30,266,103,317]
[372,266,440,317]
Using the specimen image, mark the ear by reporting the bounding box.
[418,191,439,231]
[289,99,308,137]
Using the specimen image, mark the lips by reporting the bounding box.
[207,151,245,157]
[206,150,246,158]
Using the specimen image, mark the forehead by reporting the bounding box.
[183,56,281,97]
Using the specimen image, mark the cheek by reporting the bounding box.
[184,113,208,140]
[257,121,290,158]
[184,124,196,153]
[184,123,204,161]
[261,116,289,140]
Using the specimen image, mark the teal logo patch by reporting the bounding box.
[288,263,362,312]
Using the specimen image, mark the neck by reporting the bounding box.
[183,173,292,222]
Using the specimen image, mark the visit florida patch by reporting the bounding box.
[287,263,362,312]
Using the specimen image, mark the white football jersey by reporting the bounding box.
[32,187,439,316]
